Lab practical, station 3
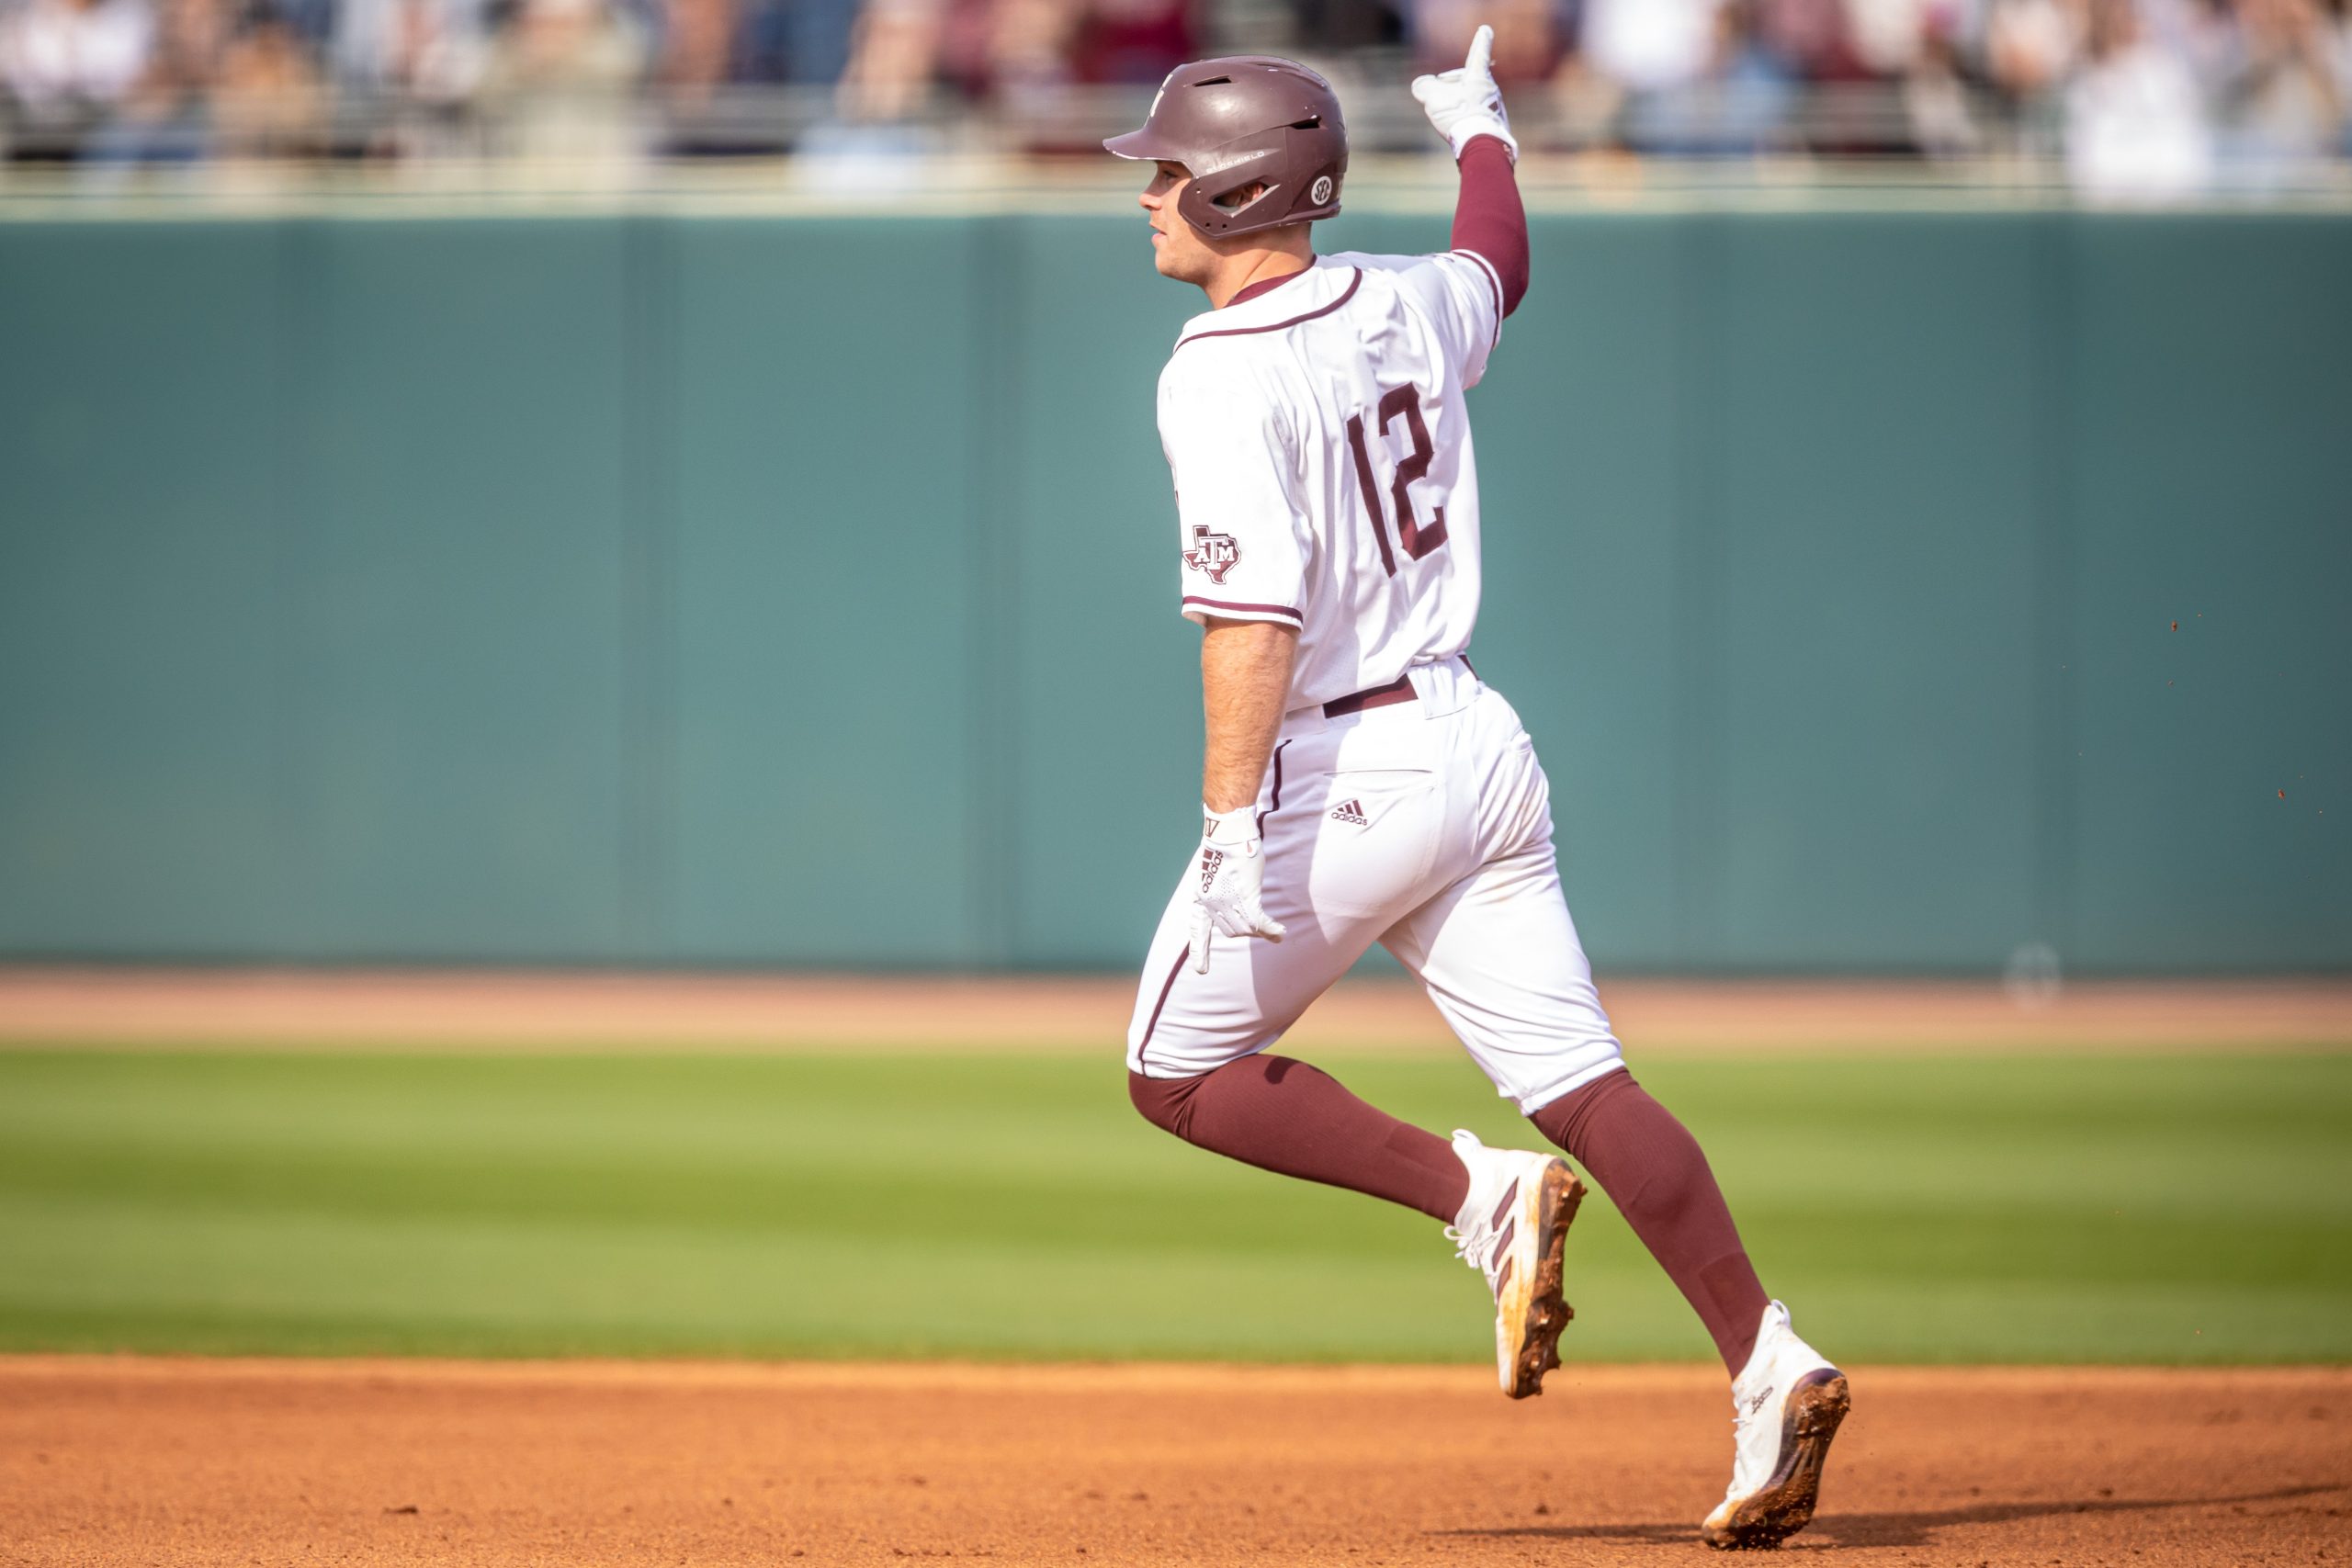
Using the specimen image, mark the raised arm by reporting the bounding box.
[1415,25,1529,316]
[1453,136,1527,316]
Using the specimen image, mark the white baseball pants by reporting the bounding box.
[1126,655,1626,1113]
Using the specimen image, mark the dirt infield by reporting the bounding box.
[4,967,2350,1052]
[3,1359,2345,1567]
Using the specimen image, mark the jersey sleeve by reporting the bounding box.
[1330,249,1503,389]
[1158,360,1308,629]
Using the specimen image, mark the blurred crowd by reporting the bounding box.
[1547,0,2352,193]
[2,0,2347,193]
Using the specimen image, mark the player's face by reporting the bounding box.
[1139,161,1218,285]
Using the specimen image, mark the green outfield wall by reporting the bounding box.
[2,209,2346,974]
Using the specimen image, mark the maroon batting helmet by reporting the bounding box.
[1103,56,1348,239]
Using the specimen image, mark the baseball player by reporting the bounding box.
[1107,38,1849,1550]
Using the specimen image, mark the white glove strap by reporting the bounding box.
[1203,804,1259,848]
[1453,118,1518,163]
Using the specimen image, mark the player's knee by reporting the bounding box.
[1128,1068,1200,1138]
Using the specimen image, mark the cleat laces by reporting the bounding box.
[1446,1221,1507,1297]
[1442,1129,1521,1301]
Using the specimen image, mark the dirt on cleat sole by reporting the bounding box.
[1702,1370,1850,1550]
[1505,1161,1585,1399]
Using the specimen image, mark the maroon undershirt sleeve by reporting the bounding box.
[1450,134,1528,317]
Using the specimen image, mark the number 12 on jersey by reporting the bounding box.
[1345,384,1449,576]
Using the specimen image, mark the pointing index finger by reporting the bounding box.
[1465,23,1494,77]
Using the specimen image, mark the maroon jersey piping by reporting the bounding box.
[1253,739,1292,838]
[1451,249,1505,349]
[1182,594,1304,623]
[1226,268,1313,308]
[1176,268,1363,349]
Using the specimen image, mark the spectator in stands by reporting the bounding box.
[1757,0,1867,82]
[833,0,939,121]
[831,0,1190,130]
[328,0,492,156]
[656,0,851,96]
[2337,0,2352,152]
[1585,0,1801,152]
[1987,0,2083,97]
[1069,0,1193,86]
[0,0,154,160]
[2205,0,2346,184]
[1904,11,1986,155]
[949,0,1086,102]
[657,0,863,154]
[209,1,326,156]
[1700,0,1804,152]
[1412,0,1567,85]
[1984,0,2082,157]
[771,0,863,89]
[1577,0,1712,148]
[1845,0,1937,77]
[1293,0,1402,52]
[2065,0,2213,196]
[1582,0,1715,100]
[655,0,729,101]
[84,0,229,165]
[480,0,641,160]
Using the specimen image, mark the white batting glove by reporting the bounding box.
[1191,805,1286,974]
[1411,24,1518,162]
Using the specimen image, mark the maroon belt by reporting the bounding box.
[1323,673,1417,718]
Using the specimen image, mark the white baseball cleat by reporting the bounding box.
[1702,1300,1850,1550]
[1444,1129,1584,1398]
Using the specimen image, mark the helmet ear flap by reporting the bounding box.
[1174,141,1304,238]
[1179,164,1283,236]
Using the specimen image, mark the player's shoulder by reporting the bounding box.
[1322,249,1427,277]
[1165,261,1366,360]
[1327,248,1501,354]
[1323,248,1476,280]
[1328,247,1494,302]
[1157,326,1293,422]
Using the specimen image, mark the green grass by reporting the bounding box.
[0,1047,2346,1364]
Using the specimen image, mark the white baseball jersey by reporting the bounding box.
[1128,243,1629,1114]
[1157,249,1506,710]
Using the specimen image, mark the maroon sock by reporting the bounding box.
[1530,1070,1771,1374]
[1130,1056,1471,1224]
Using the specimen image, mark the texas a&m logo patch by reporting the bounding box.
[1182,525,1240,585]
